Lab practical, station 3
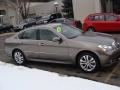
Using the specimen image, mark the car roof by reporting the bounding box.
[26,23,62,29]
[88,13,116,16]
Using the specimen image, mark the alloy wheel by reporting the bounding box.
[88,28,94,32]
[79,55,96,72]
[14,51,24,64]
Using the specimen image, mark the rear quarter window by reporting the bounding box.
[105,15,117,21]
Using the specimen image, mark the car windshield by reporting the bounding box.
[19,20,27,24]
[42,15,50,19]
[55,25,81,39]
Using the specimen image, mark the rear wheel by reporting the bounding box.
[23,26,28,29]
[10,28,14,32]
[12,50,26,65]
[77,52,100,72]
[87,27,95,32]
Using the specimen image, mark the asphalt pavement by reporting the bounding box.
[0,32,120,87]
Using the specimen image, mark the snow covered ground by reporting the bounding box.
[0,61,120,90]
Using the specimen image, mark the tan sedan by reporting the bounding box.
[5,23,120,72]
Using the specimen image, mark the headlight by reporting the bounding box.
[112,41,120,48]
[98,45,114,54]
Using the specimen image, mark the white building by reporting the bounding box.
[0,1,18,26]
[72,0,114,22]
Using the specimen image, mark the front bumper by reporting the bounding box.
[101,48,120,66]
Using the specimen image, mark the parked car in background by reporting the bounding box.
[83,13,120,32]
[15,18,36,31]
[0,23,13,33]
[32,16,42,21]
[36,15,50,25]
[36,13,63,25]
[5,23,120,72]
[49,18,82,29]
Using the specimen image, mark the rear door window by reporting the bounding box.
[18,29,38,40]
[105,15,117,21]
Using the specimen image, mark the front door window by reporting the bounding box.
[40,29,58,41]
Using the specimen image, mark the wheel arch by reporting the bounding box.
[75,50,100,65]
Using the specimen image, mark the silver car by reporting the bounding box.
[5,23,120,72]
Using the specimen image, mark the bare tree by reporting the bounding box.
[0,0,16,10]
[16,0,30,19]
[0,0,54,19]
[0,0,30,19]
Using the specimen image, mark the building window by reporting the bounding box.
[0,18,2,23]
[113,0,120,14]
[101,0,120,14]
[0,10,6,15]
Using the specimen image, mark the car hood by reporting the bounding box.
[72,32,115,45]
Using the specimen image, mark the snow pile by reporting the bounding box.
[0,61,119,90]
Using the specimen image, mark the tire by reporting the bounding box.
[10,28,14,32]
[87,27,95,32]
[77,52,100,73]
[3,30,7,33]
[12,50,26,65]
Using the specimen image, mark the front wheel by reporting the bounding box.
[23,26,28,29]
[12,50,26,65]
[87,27,95,32]
[77,52,100,72]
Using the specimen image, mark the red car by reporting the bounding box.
[83,13,120,32]
[49,18,82,29]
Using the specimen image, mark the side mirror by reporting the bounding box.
[52,37,62,43]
